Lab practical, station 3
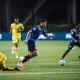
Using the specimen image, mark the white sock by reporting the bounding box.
[12,48,15,54]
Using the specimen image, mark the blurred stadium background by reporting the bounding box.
[0,0,80,40]
[0,0,80,80]
[0,0,80,32]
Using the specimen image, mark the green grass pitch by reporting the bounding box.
[0,40,80,80]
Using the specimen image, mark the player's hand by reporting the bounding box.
[47,34,55,38]
[52,34,55,37]
[24,39,28,44]
[18,29,22,32]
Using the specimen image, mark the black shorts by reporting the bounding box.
[27,40,36,52]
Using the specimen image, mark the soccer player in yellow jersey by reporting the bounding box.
[10,18,24,59]
[0,52,20,71]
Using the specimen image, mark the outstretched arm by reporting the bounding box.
[44,33,55,38]
[45,34,55,38]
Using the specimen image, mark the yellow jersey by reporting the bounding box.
[0,52,7,65]
[10,23,24,36]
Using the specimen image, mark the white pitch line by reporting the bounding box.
[0,72,80,75]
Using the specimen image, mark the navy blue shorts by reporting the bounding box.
[27,40,36,52]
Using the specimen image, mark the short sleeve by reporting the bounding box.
[20,23,24,29]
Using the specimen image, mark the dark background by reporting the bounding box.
[0,0,80,32]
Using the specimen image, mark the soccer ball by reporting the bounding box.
[59,59,66,66]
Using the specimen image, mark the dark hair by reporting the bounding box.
[37,19,47,25]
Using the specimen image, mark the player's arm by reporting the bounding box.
[45,34,55,38]
[1,64,20,71]
[43,30,55,38]
[9,24,13,33]
[71,29,78,42]
[24,30,32,44]
[26,30,32,39]
[71,35,78,42]
[18,28,24,32]
[18,24,24,32]
[20,24,24,31]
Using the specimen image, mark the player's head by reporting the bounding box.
[14,18,19,24]
[38,19,47,28]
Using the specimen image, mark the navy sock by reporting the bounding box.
[22,55,31,63]
[61,51,68,59]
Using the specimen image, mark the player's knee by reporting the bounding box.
[15,43,18,47]
[66,46,72,52]
[32,51,37,57]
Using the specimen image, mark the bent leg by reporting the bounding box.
[61,40,75,59]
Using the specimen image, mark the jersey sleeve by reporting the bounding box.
[10,24,13,30]
[20,23,24,30]
[71,29,75,34]
[21,24,24,29]
[71,28,79,41]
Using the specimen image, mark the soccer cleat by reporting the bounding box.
[14,66,21,71]
[17,58,23,71]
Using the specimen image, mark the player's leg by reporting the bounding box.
[12,36,19,58]
[2,66,15,71]
[12,36,17,55]
[75,42,80,59]
[15,36,21,59]
[76,41,80,47]
[12,43,19,59]
[22,40,37,63]
[2,66,21,71]
[12,42,18,58]
[0,64,16,71]
[61,40,75,59]
[17,40,37,70]
[12,43,15,54]
[59,40,75,65]
[17,50,37,70]
[22,50,37,63]
[14,42,19,59]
